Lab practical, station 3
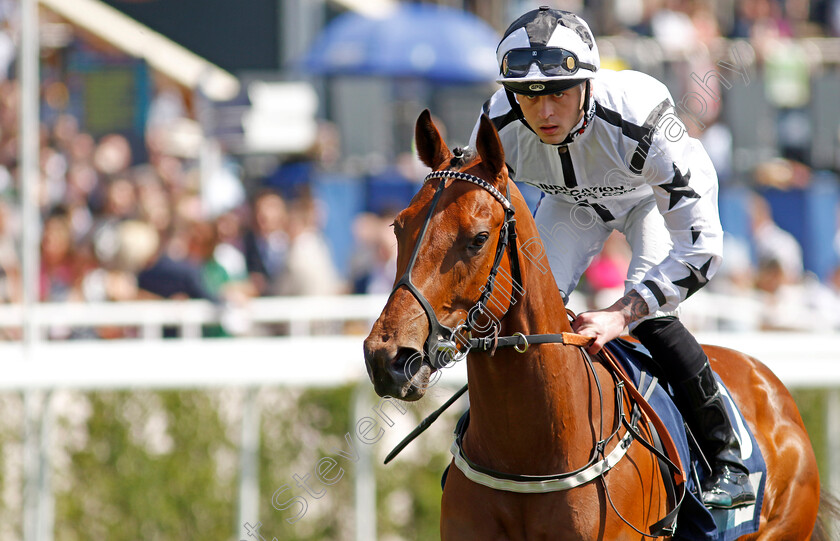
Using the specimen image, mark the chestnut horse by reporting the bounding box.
[363,110,822,540]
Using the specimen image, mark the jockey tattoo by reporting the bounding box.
[615,290,650,327]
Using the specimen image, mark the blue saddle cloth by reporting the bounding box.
[605,339,766,541]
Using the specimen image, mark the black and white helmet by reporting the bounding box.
[496,6,599,96]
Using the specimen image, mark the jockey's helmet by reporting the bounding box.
[496,7,599,96]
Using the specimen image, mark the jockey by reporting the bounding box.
[469,6,755,509]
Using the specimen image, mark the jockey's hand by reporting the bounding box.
[572,290,651,355]
[572,310,626,355]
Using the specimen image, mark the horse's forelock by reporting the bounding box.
[448,146,478,170]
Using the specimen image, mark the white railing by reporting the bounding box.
[0,294,390,340]
[1,289,833,341]
[1,292,839,390]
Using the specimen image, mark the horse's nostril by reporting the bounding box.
[393,347,423,376]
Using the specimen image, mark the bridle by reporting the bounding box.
[389,166,601,361]
[389,167,523,367]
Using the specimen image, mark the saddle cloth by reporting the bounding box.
[605,339,767,541]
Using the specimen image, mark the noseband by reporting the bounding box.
[389,168,523,366]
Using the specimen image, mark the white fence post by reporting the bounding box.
[827,387,840,536]
[353,382,376,541]
[23,391,51,541]
[237,387,261,539]
[37,391,54,541]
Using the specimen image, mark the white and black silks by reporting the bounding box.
[469,68,725,318]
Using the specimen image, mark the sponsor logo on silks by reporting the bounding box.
[529,83,545,92]
[526,183,636,201]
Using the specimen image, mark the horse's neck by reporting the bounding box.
[464,213,604,473]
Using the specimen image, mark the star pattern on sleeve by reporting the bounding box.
[690,226,700,244]
[673,257,713,298]
[660,163,700,210]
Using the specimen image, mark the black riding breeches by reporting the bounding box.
[631,316,708,384]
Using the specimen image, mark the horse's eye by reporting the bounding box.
[470,232,490,250]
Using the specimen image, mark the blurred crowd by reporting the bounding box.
[0,94,351,307]
[571,192,840,332]
[0,0,837,340]
[597,0,840,39]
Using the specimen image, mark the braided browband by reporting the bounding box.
[424,170,512,211]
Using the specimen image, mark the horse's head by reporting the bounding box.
[363,110,519,400]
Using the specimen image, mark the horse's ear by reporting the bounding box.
[475,113,505,182]
[415,109,451,169]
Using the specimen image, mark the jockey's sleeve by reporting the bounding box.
[631,108,724,314]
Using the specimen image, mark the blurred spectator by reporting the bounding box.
[762,38,813,163]
[186,219,256,337]
[264,120,343,200]
[40,208,81,302]
[277,191,342,296]
[243,189,289,296]
[265,155,316,201]
[93,134,133,179]
[745,192,839,330]
[213,209,249,286]
[146,76,187,135]
[200,139,246,219]
[135,167,174,236]
[124,220,217,303]
[100,176,138,221]
[240,184,341,297]
[0,20,13,82]
[70,131,96,166]
[651,0,699,55]
[0,199,20,303]
[350,211,397,295]
[749,193,804,283]
[699,120,734,185]
[755,256,839,330]
[187,219,255,304]
[730,0,793,40]
[708,233,755,295]
[753,156,812,189]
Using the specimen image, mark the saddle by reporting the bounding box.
[605,339,766,541]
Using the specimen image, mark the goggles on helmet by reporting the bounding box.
[500,47,597,79]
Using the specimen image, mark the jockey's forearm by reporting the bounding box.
[608,289,650,329]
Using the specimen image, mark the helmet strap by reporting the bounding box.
[555,79,592,147]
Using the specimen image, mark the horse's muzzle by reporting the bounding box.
[363,338,431,401]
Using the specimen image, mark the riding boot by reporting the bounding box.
[632,317,755,510]
[676,362,756,509]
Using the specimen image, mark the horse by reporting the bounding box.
[363,109,824,540]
